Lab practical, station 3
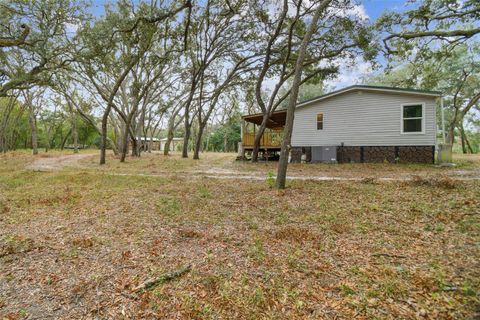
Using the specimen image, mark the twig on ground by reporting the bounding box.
[372,253,408,259]
[132,264,192,292]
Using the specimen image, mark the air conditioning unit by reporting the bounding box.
[311,146,337,163]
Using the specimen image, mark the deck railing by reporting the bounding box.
[243,130,283,148]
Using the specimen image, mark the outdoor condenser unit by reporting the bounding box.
[311,146,337,163]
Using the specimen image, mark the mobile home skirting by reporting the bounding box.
[290,146,435,164]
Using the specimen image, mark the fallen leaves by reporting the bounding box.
[0,235,35,258]
[0,151,479,319]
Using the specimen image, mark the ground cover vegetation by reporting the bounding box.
[1,0,479,318]
[0,151,479,318]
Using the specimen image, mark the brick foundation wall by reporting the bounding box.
[337,146,361,163]
[335,145,435,164]
[398,146,434,163]
[364,146,396,163]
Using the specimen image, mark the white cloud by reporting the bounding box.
[348,4,369,21]
[329,4,369,21]
[325,56,374,89]
[65,22,80,33]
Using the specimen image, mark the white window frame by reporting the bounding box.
[400,103,425,135]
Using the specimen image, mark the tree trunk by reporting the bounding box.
[131,138,138,156]
[99,55,140,165]
[193,135,201,159]
[276,0,331,189]
[135,112,145,157]
[447,123,455,146]
[120,124,130,162]
[65,101,79,153]
[0,98,14,153]
[460,123,474,153]
[164,120,175,155]
[251,116,268,162]
[465,131,474,153]
[72,113,78,154]
[447,100,459,146]
[60,129,72,150]
[182,123,191,158]
[0,126,4,153]
[193,122,207,160]
[459,125,467,154]
[44,138,50,152]
[182,77,198,158]
[28,106,38,155]
[100,104,112,165]
[164,134,173,155]
[223,133,228,152]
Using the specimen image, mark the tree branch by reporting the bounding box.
[0,24,30,48]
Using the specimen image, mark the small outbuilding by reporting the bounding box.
[159,137,184,152]
[136,137,161,151]
[132,137,184,152]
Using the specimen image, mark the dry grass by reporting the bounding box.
[77,150,480,180]
[0,151,479,319]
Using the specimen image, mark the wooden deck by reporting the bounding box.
[242,130,283,149]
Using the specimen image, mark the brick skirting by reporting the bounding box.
[336,146,435,164]
[363,146,396,163]
[398,146,435,163]
[290,146,435,164]
[337,146,361,163]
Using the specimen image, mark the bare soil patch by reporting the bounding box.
[27,153,95,171]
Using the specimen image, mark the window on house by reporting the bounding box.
[317,113,324,130]
[402,104,423,133]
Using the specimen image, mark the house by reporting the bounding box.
[241,85,442,163]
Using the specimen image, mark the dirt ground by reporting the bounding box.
[1,150,479,319]
[27,150,480,181]
[26,153,94,171]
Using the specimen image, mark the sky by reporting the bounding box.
[325,0,407,89]
[86,0,409,90]
[88,0,407,19]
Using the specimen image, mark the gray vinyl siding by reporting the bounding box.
[292,90,437,147]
